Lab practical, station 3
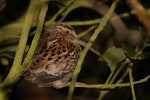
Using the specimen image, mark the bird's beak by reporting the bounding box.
[74,39,100,56]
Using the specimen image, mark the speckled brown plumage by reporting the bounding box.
[22,23,82,89]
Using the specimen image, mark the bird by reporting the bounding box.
[21,23,82,89]
[21,23,100,89]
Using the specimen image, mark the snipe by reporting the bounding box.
[22,23,82,89]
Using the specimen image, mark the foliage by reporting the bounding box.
[0,0,150,100]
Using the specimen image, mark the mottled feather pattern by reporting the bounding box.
[22,23,82,89]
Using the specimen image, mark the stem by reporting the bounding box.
[98,58,130,100]
[65,75,150,89]
[45,0,74,27]
[0,89,7,100]
[67,0,119,100]
[126,0,150,36]
[129,63,137,100]
[97,66,116,100]
[66,19,101,26]
[0,0,39,88]
[77,25,97,38]
[23,1,48,65]
[110,58,130,84]
[116,67,129,84]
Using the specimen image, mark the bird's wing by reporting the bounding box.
[22,38,81,86]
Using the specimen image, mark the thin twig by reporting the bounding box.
[45,0,74,27]
[65,75,150,89]
[66,19,101,26]
[77,25,97,38]
[116,66,129,84]
[129,63,137,100]
[97,58,130,100]
[110,58,131,84]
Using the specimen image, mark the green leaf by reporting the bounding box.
[123,44,136,59]
[123,43,148,60]
[100,47,126,71]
